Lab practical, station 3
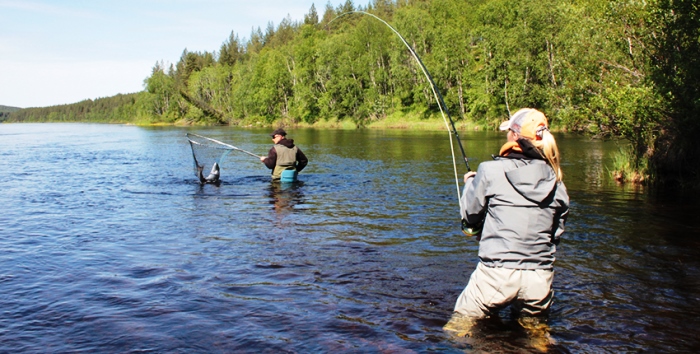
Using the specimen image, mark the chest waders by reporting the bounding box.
[272,144,298,181]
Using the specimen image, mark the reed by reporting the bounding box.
[610,146,650,185]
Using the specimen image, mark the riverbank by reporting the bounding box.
[161,111,490,132]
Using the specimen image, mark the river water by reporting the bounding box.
[1,123,699,353]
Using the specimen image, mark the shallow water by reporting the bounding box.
[1,123,699,353]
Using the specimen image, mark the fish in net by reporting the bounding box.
[186,133,232,185]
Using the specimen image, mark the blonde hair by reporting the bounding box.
[504,108,563,181]
[531,129,563,181]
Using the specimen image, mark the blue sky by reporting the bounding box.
[0,0,348,108]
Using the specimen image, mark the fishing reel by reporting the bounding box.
[461,218,482,239]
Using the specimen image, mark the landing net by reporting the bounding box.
[186,133,232,182]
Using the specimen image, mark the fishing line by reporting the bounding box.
[328,11,471,227]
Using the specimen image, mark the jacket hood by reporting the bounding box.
[278,138,295,148]
[504,162,557,203]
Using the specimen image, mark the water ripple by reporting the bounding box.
[1,124,699,352]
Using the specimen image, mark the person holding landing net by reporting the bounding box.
[260,128,308,181]
[443,108,570,346]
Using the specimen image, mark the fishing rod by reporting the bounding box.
[329,11,474,234]
[186,133,262,159]
[328,11,470,172]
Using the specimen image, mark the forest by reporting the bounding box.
[6,0,700,187]
[0,105,20,122]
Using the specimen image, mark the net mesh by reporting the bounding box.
[186,133,232,184]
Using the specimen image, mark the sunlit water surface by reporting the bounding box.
[1,123,699,353]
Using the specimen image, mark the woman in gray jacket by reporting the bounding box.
[444,108,569,340]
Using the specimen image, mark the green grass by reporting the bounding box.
[291,111,485,131]
[609,146,650,185]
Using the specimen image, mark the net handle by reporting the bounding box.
[186,133,262,159]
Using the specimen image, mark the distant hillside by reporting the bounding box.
[4,93,143,123]
[0,105,21,113]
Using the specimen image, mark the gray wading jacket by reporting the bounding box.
[461,158,569,270]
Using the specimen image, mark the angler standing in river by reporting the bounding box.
[444,108,569,342]
[260,128,308,181]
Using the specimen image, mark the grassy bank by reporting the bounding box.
[291,111,487,131]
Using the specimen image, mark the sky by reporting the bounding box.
[0,0,349,108]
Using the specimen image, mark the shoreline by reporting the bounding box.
[5,117,569,134]
[166,112,492,132]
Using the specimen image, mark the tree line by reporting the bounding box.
[0,105,20,122]
[8,94,142,123]
[6,0,700,187]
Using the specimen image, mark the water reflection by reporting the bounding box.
[267,181,306,214]
[445,315,559,353]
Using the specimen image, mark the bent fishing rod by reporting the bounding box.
[186,133,262,159]
[329,11,474,233]
[328,11,470,172]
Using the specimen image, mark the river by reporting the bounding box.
[1,123,699,353]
